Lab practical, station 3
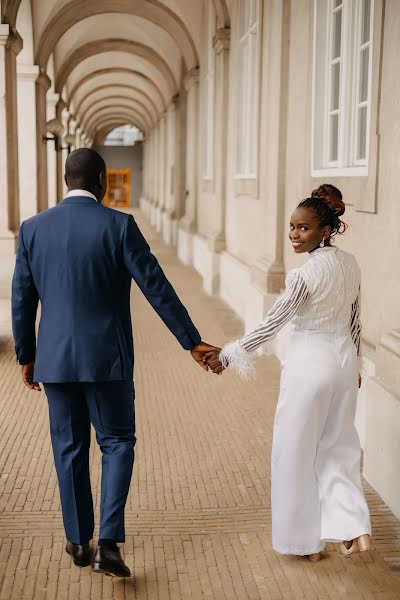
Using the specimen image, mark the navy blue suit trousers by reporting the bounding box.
[45,380,135,544]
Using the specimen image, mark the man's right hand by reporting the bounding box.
[190,342,221,372]
[21,362,41,391]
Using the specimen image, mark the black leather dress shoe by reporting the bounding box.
[91,544,131,577]
[65,542,92,567]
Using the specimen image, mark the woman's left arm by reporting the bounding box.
[217,271,309,378]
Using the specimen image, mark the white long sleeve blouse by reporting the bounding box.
[219,246,361,378]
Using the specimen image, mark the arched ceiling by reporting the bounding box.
[4,0,230,141]
[82,99,153,133]
[69,70,166,114]
[78,87,159,125]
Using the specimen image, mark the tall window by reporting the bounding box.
[235,0,260,178]
[202,3,215,179]
[313,0,374,175]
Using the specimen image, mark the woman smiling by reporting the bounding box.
[205,184,371,562]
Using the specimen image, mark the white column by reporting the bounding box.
[162,101,177,244]
[46,92,60,207]
[69,118,77,153]
[75,126,82,149]
[178,67,199,265]
[150,126,159,226]
[156,113,166,232]
[208,29,230,254]
[17,63,39,221]
[35,70,51,212]
[0,25,22,297]
[200,28,231,294]
[60,108,70,197]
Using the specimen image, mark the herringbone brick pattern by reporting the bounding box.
[0,210,399,599]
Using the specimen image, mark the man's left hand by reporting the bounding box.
[190,342,221,372]
[21,363,41,391]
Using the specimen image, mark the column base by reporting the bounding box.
[177,226,193,266]
[191,234,221,295]
[0,231,17,298]
[357,334,400,520]
[155,207,163,233]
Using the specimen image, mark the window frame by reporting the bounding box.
[202,2,216,181]
[312,0,374,178]
[234,0,261,180]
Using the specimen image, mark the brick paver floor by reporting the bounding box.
[1,209,400,599]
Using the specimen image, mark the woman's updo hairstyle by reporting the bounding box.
[297,183,347,239]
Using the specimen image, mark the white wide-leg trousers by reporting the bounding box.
[271,329,371,555]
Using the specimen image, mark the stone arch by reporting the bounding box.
[211,0,230,28]
[2,0,20,26]
[35,0,198,71]
[77,86,159,124]
[86,108,149,136]
[81,97,154,131]
[93,121,135,145]
[68,68,166,113]
[55,39,177,96]
[93,119,146,145]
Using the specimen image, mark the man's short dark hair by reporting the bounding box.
[65,148,106,189]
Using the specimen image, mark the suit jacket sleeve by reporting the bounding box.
[12,222,39,364]
[122,215,201,350]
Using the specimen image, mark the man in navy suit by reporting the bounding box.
[12,148,220,577]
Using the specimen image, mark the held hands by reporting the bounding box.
[21,363,41,391]
[190,343,225,374]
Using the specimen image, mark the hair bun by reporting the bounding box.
[311,184,345,218]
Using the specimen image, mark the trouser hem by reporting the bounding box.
[273,542,325,556]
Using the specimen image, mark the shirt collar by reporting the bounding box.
[66,189,98,202]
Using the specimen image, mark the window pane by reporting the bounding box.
[332,9,342,59]
[239,1,249,38]
[236,41,248,172]
[361,0,371,44]
[331,62,340,110]
[250,0,258,26]
[248,34,257,174]
[329,114,339,162]
[359,47,369,102]
[357,105,367,159]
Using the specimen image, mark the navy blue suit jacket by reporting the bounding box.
[12,195,201,382]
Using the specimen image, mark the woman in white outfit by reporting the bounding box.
[206,184,371,561]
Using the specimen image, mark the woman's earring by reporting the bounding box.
[319,238,325,248]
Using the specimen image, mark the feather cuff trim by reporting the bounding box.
[219,341,255,380]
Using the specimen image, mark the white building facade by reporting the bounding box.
[1,0,399,519]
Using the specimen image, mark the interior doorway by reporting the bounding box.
[104,168,131,208]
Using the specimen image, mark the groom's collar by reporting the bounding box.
[66,189,98,202]
[61,189,100,205]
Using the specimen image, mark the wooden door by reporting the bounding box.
[104,168,131,207]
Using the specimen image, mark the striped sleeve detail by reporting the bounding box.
[239,270,309,354]
[350,289,361,356]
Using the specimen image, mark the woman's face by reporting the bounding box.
[289,207,330,254]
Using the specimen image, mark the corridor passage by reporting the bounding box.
[0,211,399,600]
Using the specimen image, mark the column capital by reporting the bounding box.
[207,231,226,253]
[47,92,60,110]
[36,69,51,92]
[213,28,230,54]
[56,98,66,114]
[183,67,199,92]
[17,63,40,82]
[0,25,23,55]
[171,93,180,109]
[250,256,285,295]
